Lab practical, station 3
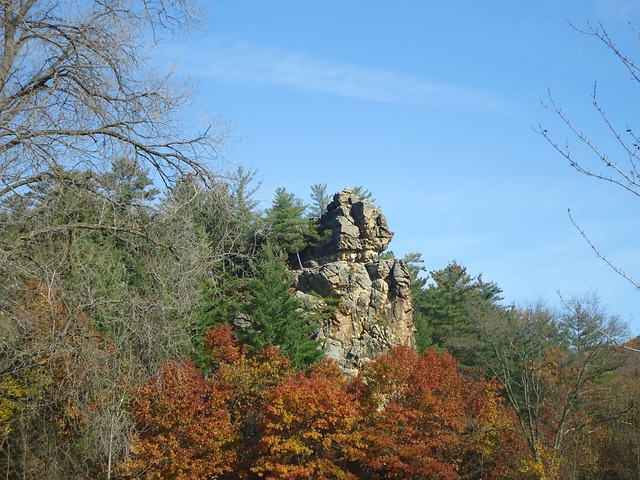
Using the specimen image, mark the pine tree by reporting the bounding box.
[199,252,324,371]
[265,188,317,269]
[309,183,330,218]
[414,261,504,367]
[240,253,323,369]
[351,185,374,202]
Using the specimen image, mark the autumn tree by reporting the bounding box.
[476,295,627,479]
[204,324,293,478]
[353,346,518,480]
[253,360,363,479]
[118,324,293,479]
[117,358,238,479]
[582,337,640,478]
[118,324,532,480]
[0,281,117,479]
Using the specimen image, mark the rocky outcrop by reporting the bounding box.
[295,188,414,375]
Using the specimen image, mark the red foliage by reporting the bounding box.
[354,346,520,480]
[118,358,237,479]
[354,347,466,479]
[203,323,246,365]
[119,327,522,479]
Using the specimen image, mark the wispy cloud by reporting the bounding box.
[593,0,640,20]
[189,43,504,110]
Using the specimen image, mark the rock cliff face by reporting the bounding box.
[296,189,414,375]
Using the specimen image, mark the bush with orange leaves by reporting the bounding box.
[119,326,522,479]
[353,346,521,480]
[117,358,238,479]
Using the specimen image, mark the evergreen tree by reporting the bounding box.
[101,158,159,211]
[309,183,330,218]
[199,252,324,371]
[265,187,318,269]
[414,261,503,367]
[399,252,432,353]
[352,185,374,202]
[230,167,261,228]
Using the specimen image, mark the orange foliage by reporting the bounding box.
[120,327,522,479]
[118,358,238,479]
[354,346,520,480]
[203,323,246,365]
[212,327,293,477]
[253,359,363,479]
[120,324,293,479]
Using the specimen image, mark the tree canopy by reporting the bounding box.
[2,3,640,479]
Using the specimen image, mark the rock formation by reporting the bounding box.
[295,188,414,375]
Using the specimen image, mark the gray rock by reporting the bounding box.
[295,188,415,375]
[232,312,252,330]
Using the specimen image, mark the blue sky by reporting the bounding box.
[166,1,640,333]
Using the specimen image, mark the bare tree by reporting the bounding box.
[0,0,224,199]
[0,1,236,478]
[538,20,640,290]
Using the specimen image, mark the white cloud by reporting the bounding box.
[191,43,504,110]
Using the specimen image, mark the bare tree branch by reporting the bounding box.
[567,208,640,291]
[537,21,640,307]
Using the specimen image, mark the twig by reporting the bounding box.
[568,208,639,291]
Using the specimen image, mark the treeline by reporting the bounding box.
[2,2,640,479]
[3,154,640,479]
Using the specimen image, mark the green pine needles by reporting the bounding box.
[198,251,324,371]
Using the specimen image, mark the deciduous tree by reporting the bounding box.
[118,358,238,479]
[354,346,517,480]
[477,295,627,479]
[253,360,363,479]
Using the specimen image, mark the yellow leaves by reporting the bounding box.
[252,362,363,479]
[0,374,35,442]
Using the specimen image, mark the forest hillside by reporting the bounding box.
[1,2,640,479]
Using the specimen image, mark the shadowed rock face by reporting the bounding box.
[296,188,414,375]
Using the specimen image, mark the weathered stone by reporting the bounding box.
[301,189,394,265]
[295,188,415,374]
[232,312,252,330]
